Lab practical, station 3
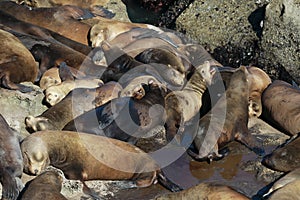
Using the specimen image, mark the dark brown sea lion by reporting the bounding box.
[262,134,300,172]
[155,182,249,200]
[63,81,167,144]
[0,29,38,92]
[20,130,182,199]
[261,80,300,136]
[0,1,93,45]
[164,61,215,142]
[25,82,122,132]
[18,170,67,200]
[188,66,264,162]
[0,114,23,200]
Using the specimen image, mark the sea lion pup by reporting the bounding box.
[263,167,300,197]
[261,80,300,136]
[246,66,271,117]
[20,131,183,199]
[63,81,167,144]
[267,179,300,200]
[262,133,300,172]
[0,1,93,45]
[188,66,264,162]
[0,29,38,92]
[18,170,67,200]
[164,61,215,142]
[25,81,122,132]
[155,182,249,200]
[0,114,24,200]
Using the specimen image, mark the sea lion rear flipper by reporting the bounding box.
[58,62,74,81]
[157,171,183,192]
[82,181,101,200]
[0,168,19,200]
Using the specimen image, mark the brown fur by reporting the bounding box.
[19,171,67,200]
[20,131,182,197]
[164,61,215,141]
[0,1,92,45]
[246,66,271,117]
[0,29,38,92]
[155,182,249,200]
[19,0,109,9]
[261,80,300,136]
[262,135,300,172]
[0,114,23,200]
[25,82,122,132]
[189,66,264,161]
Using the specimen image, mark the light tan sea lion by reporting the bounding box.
[0,114,24,200]
[268,179,300,200]
[164,61,215,141]
[25,82,121,132]
[261,80,300,136]
[0,29,38,92]
[20,131,182,199]
[155,182,249,200]
[188,66,264,162]
[39,67,61,90]
[19,171,67,200]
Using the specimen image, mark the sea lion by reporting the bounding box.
[268,179,300,200]
[261,80,300,136]
[25,82,122,132]
[188,66,264,162]
[263,167,300,197]
[0,1,93,45]
[164,61,215,142]
[45,78,103,106]
[18,170,67,200]
[155,182,249,200]
[0,114,24,200]
[39,67,61,90]
[20,130,182,199]
[63,81,167,144]
[0,29,38,92]
[246,66,271,117]
[262,134,300,172]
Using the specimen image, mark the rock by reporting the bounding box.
[105,0,131,22]
[0,82,47,139]
[259,0,300,84]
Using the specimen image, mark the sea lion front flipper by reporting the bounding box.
[236,131,265,156]
[157,171,183,192]
[58,62,74,82]
[0,168,19,200]
[82,181,101,200]
[58,5,95,20]
[0,72,33,93]
[90,6,115,19]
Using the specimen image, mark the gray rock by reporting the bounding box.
[259,0,300,84]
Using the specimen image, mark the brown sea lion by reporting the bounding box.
[0,1,93,45]
[164,61,215,142]
[262,134,300,172]
[246,66,271,117]
[19,0,109,9]
[63,81,167,144]
[0,114,24,200]
[261,80,300,136]
[263,167,300,197]
[268,179,300,200]
[188,66,264,162]
[155,182,249,200]
[0,29,38,92]
[20,130,182,199]
[18,170,67,200]
[25,82,122,132]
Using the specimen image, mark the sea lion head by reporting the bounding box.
[197,61,216,86]
[90,24,108,48]
[45,87,64,106]
[21,137,50,175]
[25,116,55,132]
[34,171,64,190]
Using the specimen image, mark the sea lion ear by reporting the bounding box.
[58,62,74,82]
